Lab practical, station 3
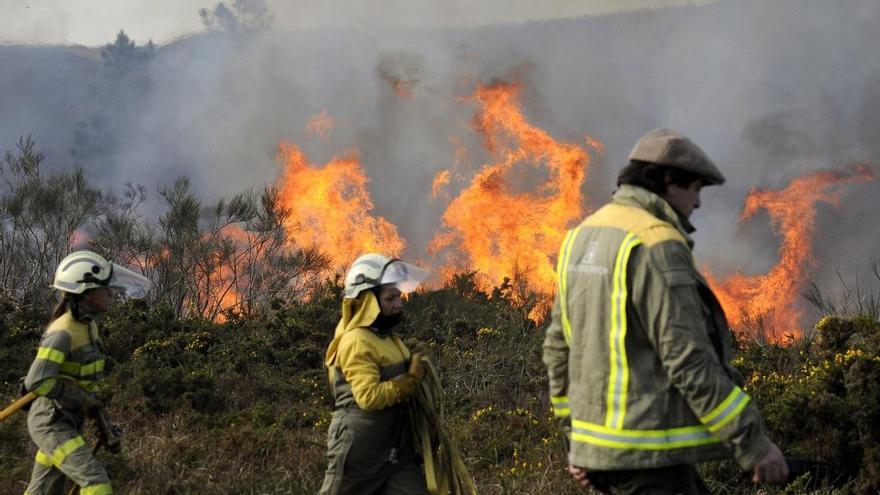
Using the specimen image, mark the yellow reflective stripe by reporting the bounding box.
[550,395,571,417]
[605,232,642,429]
[35,450,53,466]
[553,407,571,418]
[556,229,574,346]
[79,359,105,377]
[81,483,113,495]
[700,386,751,433]
[61,360,104,377]
[558,227,583,346]
[36,347,65,364]
[60,362,81,373]
[50,436,86,466]
[79,380,100,393]
[571,419,720,450]
[34,378,57,396]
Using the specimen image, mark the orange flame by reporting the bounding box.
[306,109,335,141]
[276,141,405,269]
[430,81,593,307]
[706,165,875,341]
[431,170,451,200]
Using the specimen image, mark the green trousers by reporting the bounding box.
[24,397,112,495]
[320,408,427,495]
[586,464,711,495]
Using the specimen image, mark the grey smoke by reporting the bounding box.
[2,0,879,323]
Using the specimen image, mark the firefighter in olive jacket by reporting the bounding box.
[543,129,788,493]
[320,253,430,495]
[24,250,150,495]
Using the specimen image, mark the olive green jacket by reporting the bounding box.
[543,185,772,471]
[25,310,106,407]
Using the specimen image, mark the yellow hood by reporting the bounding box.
[324,290,381,368]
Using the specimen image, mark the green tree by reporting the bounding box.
[0,137,102,307]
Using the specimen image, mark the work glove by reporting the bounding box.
[391,353,426,400]
[408,353,426,381]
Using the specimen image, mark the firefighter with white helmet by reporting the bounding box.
[543,129,789,493]
[23,250,151,495]
[320,253,430,495]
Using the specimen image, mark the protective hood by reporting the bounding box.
[324,290,381,368]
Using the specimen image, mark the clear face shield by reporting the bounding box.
[107,263,153,298]
[379,260,429,294]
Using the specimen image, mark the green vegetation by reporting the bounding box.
[2,277,880,494]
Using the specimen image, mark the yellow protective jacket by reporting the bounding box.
[543,185,773,471]
[325,291,411,410]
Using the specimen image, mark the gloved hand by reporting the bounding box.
[391,353,426,399]
[408,353,426,381]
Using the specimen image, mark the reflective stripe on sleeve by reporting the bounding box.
[700,386,751,433]
[571,419,720,450]
[36,347,65,364]
[550,395,571,418]
[34,378,57,396]
[604,232,642,429]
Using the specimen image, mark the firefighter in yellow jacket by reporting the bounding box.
[543,129,788,494]
[23,250,150,495]
[321,253,430,495]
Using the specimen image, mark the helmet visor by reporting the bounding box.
[108,263,153,297]
[380,260,429,294]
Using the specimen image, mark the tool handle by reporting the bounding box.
[0,392,37,422]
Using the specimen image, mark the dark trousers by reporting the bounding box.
[586,464,711,495]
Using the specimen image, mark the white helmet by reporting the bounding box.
[53,250,153,296]
[343,253,429,299]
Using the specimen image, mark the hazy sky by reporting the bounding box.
[0,0,714,46]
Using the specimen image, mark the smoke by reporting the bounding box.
[2,0,880,317]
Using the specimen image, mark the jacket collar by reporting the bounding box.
[612,184,696,248]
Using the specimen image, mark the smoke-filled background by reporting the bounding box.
[2,0,879,328]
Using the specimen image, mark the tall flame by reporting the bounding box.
[430,81,592,303]
[276,141,405,269]
[706,165,875,340]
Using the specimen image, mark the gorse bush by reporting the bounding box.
[2,274,880,494]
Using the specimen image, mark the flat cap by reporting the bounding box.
[627,128,726,185]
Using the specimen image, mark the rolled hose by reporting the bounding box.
[406,358,477,495]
